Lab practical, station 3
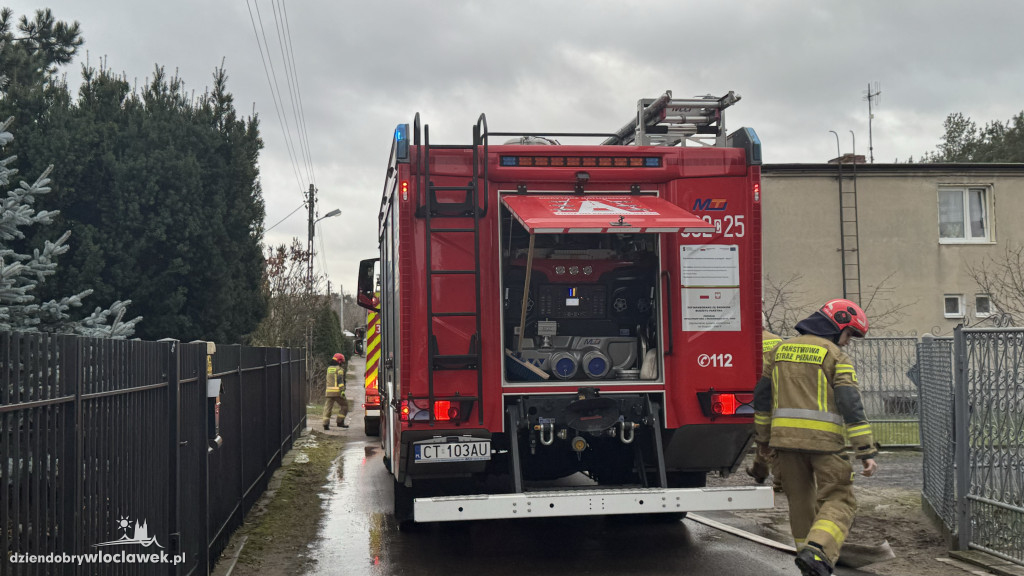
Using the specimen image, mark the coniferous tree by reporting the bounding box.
[0,92,139,336]
[1,9,267,343]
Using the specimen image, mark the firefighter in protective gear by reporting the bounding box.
[753,299,878,576]
[748,316,783,488]
[323,353,349,429]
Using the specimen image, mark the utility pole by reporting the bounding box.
[865,82,881,164]
[305,183,316,405]
[306,183,316,292]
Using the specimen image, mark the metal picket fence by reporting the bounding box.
[954,327,1024,566]
[0,331,306,576]
[846,337,920,447]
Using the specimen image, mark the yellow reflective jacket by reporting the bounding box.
[325,365,344,397]
[754,334,877,459]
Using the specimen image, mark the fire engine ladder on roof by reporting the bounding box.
[415,115,489,426]
[836,160,862,304]
[602,90,741,147]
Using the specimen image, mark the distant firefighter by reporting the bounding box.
[323,353,349,429]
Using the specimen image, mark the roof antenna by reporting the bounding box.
[864,82,882,163]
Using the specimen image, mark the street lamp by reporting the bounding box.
[308,208,341,290]
[319,208,342,221]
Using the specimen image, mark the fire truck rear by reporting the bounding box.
[356,91,772,526]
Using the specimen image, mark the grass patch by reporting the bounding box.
[874,420,921,447]
[229,430,344,575]
[307,400,326,418]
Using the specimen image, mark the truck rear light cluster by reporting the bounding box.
[696,391,755,419]
[400,399,469,422]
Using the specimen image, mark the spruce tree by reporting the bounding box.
[2,9,266,343]
[0,112,139,337]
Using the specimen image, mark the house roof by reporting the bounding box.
[763,163,1024,177]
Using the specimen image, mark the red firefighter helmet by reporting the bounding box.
[820,299,869,337]
[333,353,345,364]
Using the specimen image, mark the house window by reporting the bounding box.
[944,294,964,318]
[975,294,992,317]
[939,187,990,242]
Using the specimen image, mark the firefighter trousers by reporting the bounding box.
[323,394,348,425]
[775,450,857,565]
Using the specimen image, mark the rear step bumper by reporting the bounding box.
[414,485,773,522]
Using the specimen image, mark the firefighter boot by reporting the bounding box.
[323,420,329,430]
[337,417,348,428]
[795,546,834,576]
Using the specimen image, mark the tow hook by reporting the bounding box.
[535,422,555,446]
[619,421,637,444]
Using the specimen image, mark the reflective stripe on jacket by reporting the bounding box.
[325,365,344,397]
[753,334,877,459]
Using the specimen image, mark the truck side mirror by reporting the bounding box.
[357,258,380,311]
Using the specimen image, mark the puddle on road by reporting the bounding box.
[305,439,395,576]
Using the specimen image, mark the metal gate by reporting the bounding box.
[918,335,956,530]
[846,337,920,447]
[954,326,1024,566]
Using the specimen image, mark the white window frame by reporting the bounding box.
[944,294,964,319]
[938,185,993,244]
[975,294,992,318]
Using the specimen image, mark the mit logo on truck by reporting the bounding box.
[692,198,728,211]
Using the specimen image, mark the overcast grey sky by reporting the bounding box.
[5,1,1023,302]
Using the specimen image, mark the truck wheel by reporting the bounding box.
[364,416,380,436]
[665,471,706,488]
[609,511,687,524]
[393,478,416,529]
[650,512,687,523]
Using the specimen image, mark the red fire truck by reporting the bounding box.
[357,91,772,526]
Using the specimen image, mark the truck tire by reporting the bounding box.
[650,512,687,523]
[609,511,687,524]
[364,416,380,436]
[393,478,416,530]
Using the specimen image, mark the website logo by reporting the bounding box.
[8,515,183,567]
[93,516,163,549]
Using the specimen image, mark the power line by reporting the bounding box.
[316,221,330,281]
[275,0,316,184]
[270,0,314,185]
[265,201,306,232]
[281,0,317,185]
[245,0,306,199]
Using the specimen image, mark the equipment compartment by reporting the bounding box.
[500,204,662,382]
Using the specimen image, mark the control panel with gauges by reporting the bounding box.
[538,284,607,319]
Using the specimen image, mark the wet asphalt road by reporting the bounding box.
[305,359,873,576]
